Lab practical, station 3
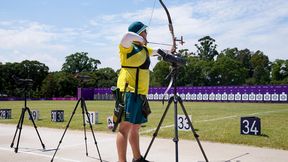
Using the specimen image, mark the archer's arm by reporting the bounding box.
[120,32,145,48]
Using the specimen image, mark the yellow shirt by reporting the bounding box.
[117,43,153,95]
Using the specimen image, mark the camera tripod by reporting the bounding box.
[51,97,102,162]
[144,65,209,162]
[10,77,46,153]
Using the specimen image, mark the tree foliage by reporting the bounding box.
[195,36,219,61]
[151,61,170,86]
[249,51,271,85]
[271,59,288,84]
[62,52,101,73]
[39,67,118,98]
[0,60,48,97]
[212,52,247,85]
[40,72,78,97]
[94,67,118,87]
[152,36,279,87]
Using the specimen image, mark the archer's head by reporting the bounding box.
[128,21,148,45]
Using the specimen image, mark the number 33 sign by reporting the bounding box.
[177,115,192,131]
[240,116,261,135]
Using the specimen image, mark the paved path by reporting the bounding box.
[0,124,287,162]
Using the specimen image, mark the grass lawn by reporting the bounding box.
[0,100,287,150]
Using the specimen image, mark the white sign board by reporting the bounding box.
[85,111,99,124]
[107,116,114,129]
[29,110,39,120]
[177,115,192,131]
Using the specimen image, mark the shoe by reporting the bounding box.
[132,156,149,162]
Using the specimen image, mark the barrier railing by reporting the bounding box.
[78,85,288,103]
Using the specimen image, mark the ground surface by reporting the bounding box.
[0,124,287,162]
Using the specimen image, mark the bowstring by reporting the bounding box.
[148,0,157,27]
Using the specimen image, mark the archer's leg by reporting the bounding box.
[117,121,132,162]
[129,124,141,160]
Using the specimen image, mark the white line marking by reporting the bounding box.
[196,115,237,122]
[140,109,288,134]
[247,109,288,116]
[140,124,174,134]
[0,146,80,162]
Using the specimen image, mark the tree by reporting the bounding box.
[248,51,271,85]
[0,62,20,96]
[195,36,219,61]
[56,72,78,97]
[211,53,247,85]
[271,59,288,84]
[40,72,78,97]
[40,73,57,98]
[62,52,101,73]
[151,61,170,86]
[63,67,118,88]
[178,49,193,57]
[20,60,49,94]
[183,56,212,86]
[93,67,118,87]
[220,48,239,59]
[0,60,49,97]
[0,64,5,96]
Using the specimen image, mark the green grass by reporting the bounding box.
[0,100,288,150]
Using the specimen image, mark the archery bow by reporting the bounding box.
[145,2,209,162]
[157,0,185,104]
[159,0,184,54]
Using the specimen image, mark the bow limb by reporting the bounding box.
[159,0,177,54]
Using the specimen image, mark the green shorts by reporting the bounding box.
[124,92,148,124]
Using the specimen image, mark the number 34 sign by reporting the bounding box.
[240,116,261,135]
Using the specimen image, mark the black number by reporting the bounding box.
[2,111,6,118]
[242,120,250,134]
[90,113,94,123]
[57,112,64,121]
[178,116,184,129]
[241,117,261,135]
[51,112,56,121]
[32,111,37,120]
[86,113,91,123]
[184,118,190,130]
[86,113,94,123]
[0,110,3,118]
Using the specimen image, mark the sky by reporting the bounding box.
[0,0,287,72]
